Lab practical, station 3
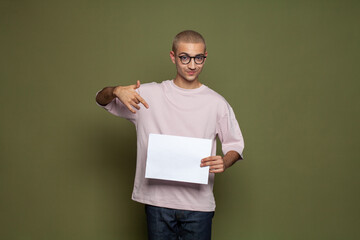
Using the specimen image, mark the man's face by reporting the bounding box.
[170,42,207,83]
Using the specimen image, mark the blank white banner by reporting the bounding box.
[145,133,212,184]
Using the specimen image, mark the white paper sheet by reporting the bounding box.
[145,134,212,184]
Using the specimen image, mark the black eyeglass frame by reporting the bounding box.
[177,54,207,65]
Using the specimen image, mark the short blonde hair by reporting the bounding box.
[172,30,206,53]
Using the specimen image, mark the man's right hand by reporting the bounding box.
[112,80,149,113]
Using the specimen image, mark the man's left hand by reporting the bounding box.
[201,156,227,173]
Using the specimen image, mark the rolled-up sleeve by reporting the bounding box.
[216,105,244,159]
[95,91,137,124]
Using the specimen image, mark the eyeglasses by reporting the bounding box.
[178,54,206,65]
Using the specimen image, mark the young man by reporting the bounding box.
[96,30,244,240]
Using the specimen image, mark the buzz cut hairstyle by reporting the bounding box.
[172,30,206,53]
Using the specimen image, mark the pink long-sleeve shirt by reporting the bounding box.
[98,80,244,211]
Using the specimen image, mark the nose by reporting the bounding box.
[188,58,196,70]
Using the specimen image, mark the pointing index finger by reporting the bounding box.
[135,94,149,108]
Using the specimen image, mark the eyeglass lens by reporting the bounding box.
[179,54,205,64]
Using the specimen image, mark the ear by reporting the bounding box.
[170,51,176,64]
[204,51,208,63]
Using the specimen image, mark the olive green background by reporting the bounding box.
[1,0,359,239]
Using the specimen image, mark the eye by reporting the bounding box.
[195,55,204,63]
[195,55,204,61]
[180,55,189,61]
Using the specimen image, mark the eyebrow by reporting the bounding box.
[178,52,205,56]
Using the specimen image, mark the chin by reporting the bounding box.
[185,75,198,82]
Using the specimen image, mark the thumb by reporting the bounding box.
[134,80,141,89]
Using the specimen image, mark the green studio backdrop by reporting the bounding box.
[1,0,359,239]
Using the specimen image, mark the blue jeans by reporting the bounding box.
[145,205,214,240]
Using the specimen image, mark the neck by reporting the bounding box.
[173,76,202,89]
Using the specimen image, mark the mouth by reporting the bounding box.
[187,71,196,75]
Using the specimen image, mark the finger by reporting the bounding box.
[134,80,140,89]
[209,164,224,170]
[201,156,221,162]
[201,157,213,162]
[209,163,225,171]
[135,94,149,108]
[210,168,224,173]
[132,98,140,104]
[201,160,222,167]
[125,103,136,113]
[130,101,140,110]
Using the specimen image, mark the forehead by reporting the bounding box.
[176,42,206,54]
